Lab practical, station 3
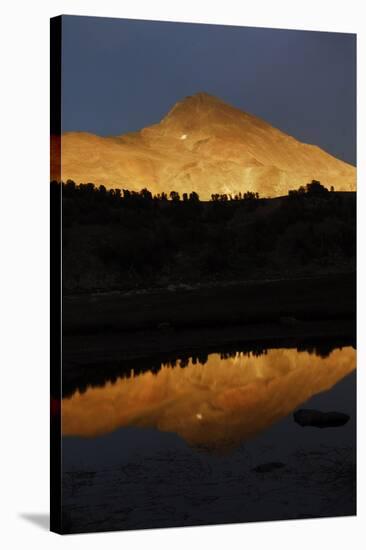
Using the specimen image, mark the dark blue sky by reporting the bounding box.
[61,15,356,165]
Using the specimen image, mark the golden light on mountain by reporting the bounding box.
[62,347,355,451]
[53,93,356,199]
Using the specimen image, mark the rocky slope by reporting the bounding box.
[53,92,356,199]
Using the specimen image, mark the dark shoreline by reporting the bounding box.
[63,272,355,334]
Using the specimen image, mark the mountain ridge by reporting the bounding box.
[53,92,356,199]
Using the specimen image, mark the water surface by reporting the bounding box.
[62,345,356,532]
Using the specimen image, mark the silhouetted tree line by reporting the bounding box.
[53,179,355,292]
[56,179,262,205]
[288,180,334,197]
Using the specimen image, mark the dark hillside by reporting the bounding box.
[56,181,356,293]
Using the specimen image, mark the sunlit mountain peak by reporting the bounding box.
[53,93,356,199]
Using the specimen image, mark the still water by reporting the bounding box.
[62,345,356,532]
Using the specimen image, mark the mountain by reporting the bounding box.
[53,92,356,199]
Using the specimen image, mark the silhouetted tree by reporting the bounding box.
[243,191,259,201]
[189,191,199,202]
[140,188,153,201]
[170,191,180,202]
[306,180,329,195]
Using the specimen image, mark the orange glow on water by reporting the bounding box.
[62,347,355,451]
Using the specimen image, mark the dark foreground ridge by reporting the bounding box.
[56,180,356,293]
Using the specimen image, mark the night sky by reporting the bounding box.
[61,15,356,165]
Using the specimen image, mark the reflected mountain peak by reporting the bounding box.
[62,346,355,453]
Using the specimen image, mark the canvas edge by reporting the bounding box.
[50,14,63,535]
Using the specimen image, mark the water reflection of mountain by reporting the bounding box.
[62,346,355,452]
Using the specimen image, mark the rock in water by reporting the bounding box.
[294,409,350,428]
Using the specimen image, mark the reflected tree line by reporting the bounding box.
[61,342,353,398]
